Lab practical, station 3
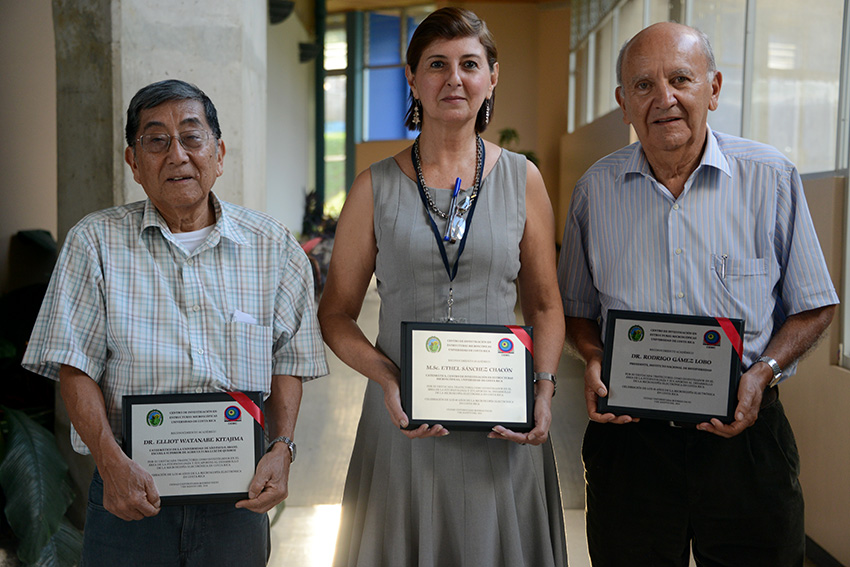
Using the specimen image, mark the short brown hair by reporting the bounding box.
[404,7,498,133]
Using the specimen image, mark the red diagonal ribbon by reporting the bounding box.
[506,325,534,358]
[715,317,743,361]
[226,391,265,429]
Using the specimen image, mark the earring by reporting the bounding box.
[484,98,491,125]
[412,100,421,125]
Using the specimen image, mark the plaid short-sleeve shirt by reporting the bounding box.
[23,195,329,454]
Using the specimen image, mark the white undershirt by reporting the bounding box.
[172,225,214,255]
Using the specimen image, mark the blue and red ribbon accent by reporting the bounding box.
[506,325,534,358]
[225,391,265,429]
[715,317,743,361]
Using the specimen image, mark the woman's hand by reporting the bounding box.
[382,373,450,439]
[488,380,554,445]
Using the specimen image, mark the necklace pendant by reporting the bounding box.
[438,287,466,323]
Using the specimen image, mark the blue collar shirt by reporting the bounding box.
[558,127,839,372]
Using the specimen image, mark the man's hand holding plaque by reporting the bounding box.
[600,311,744,424]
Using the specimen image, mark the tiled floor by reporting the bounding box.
[267,282,813,567]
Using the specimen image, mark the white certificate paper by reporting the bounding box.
[401,322,533,431]
[123,393,263,504]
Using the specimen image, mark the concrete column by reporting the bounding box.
[53,0,119,241]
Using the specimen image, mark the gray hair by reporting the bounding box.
[125,79,222,147]
[616,24,717,87]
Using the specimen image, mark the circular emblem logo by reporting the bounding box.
[146,409,164,427]
[498,338,514,353]
[628,325,645,342]
[704,330,721,346]
[224,406,242,422]
[426,336,442,353]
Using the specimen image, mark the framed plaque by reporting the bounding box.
[122,392,264,505]
[600,310,744,423]
[400,321,534,432]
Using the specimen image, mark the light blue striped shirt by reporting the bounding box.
[23,195,329,453]
[558,127,838,373]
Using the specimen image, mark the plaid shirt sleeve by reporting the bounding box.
[271,235,329,381]
[22,223,109,383]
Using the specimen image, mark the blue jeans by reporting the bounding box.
[81,469,270,567]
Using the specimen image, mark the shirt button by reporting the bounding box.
[197,348,204,355]
[672,204,680,210]
[677,292,685,299]
[186,258,194,265]
[675,248,682,255]
[192,305,201,312]
[195,387,203,393]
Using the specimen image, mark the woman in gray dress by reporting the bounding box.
[318,8,567,567]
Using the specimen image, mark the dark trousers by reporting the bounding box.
[80,469,271,567]
[583,395,804,567]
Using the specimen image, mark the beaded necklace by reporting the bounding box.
[412,134,483,219]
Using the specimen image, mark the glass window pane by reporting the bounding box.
[575,44,589,128]
[691,0,746,136]
[325,14,347,71]
[367,12,401,66]
[365,67,409,141]
[361,5,434,142]
[595,18,615,118]
[750,0,844,173]
[405,7,433,57]
[617,0,644,53]
[324,75,347,216]
[649,0,670,24]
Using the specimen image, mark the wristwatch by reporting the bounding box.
[533,372,557,396]
[267,435,296,463]
[756,355,783,388]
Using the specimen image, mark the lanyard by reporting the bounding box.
[411,139,486,283]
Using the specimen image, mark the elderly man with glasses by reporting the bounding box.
[23,79,328,567]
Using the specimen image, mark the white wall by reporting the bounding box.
[266,14,315,235]
[0,0,57,293]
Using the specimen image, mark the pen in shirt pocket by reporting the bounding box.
[720,254,727,279]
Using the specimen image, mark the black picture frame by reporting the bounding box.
[400,321,534,432]
[599,310,744,424]
[122,391,264,505]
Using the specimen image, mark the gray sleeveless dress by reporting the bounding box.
[333,149,568,567]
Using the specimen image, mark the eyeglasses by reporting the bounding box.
[135,130,212,154]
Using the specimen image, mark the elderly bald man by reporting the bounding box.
[559,22,838,567]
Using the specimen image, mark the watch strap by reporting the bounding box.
[533,372,557,396]
[756,355,782,388]
[267,435,296,463]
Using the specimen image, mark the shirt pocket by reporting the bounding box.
[710,254,771,337]
[227,321,273,393]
